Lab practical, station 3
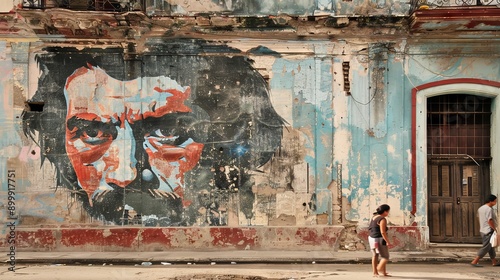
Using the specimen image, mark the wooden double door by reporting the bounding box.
[428,159,490,243]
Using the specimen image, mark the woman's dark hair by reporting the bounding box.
[374,204,391,215]
[486,194,497,203]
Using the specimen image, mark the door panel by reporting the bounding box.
[428,160,486,243]
[430,203,440,236]
[457,164,482,243]
[428,163,454,242]
[444,202,453,238]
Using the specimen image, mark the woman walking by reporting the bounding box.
[368,204,391,277]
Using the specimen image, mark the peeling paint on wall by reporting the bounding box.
[2,4,500,250]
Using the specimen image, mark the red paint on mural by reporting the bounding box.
[141,87,192,117]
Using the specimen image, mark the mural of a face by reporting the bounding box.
[23,42,284,226]
[64,66,203,204]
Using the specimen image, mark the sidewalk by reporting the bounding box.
[2,249,478,265]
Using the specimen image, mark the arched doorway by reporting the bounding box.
[411,79,500,244]
[427,94,491,243]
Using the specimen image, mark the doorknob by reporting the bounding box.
[457,197,461,205]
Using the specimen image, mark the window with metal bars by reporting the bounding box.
[427,94,492,159]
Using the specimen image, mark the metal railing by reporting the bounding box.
[427,0,500,6]
[410,0,500,14]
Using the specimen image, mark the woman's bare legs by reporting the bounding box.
[372,253,379,276]
[377,258,390,276]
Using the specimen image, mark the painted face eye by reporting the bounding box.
[80,128,112,145]
[66,117,117,146]
[152,129,179,145]
[149,128,192,147]
[152,128,172,138]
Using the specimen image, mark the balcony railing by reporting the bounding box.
[410,0,500,14]
[425,0,499,6]
[412,0,500,9]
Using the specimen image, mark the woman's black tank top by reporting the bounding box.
[369,215,386,238]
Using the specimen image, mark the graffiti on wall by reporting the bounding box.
[22,41,284,226]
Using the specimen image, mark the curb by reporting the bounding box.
[6,256,470,266]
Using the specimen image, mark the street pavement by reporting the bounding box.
[1,248,482,265]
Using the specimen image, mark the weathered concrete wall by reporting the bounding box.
[7,226,346,251]
[8,226,427,251]
[1,4,499,251]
